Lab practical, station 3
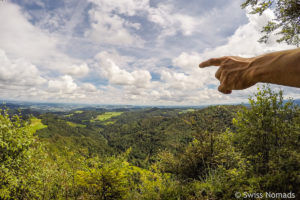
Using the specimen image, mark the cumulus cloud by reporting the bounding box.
[88,0,148,16]
[172,9,295,70]
[94,51,134,70]
[46,76,101,101]
[90,50,227,105]
[0,1,92,79]
[85,0,146,46]
[170,9,299,104]
[85,0,202,46]
[48,75,78,94]
[1,1,299,105]
[0,49,46,86]
[0,2,57,62]
[81,83,97,93]
[160,70,202,90]
[90,6,299,106]
[173,52,202,71]
[199,9,294,59]
[148,3,199,37]
[96,53,152,88]
[63,63,90,77]
[0,49,96,103]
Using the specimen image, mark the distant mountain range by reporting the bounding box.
[1,99,300,112]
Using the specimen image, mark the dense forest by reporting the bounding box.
[1,86,299,199]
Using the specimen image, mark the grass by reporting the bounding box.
[67,121,86,128]
[90,112,123,122]
[104,121,116,125]
[179,109,195,114]
[65,111,83,117]
[30,117,48,133]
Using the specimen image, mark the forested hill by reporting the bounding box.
[1,88,299,199]
[31,105,242,166]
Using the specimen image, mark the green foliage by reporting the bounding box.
[232,85,300,194]
[64,110,104,125]
[241,0,300,46]
[0,110,39,199]
[158,86,300,199]
[186,132,256,200]
[75,156,129,200]
[1,87,299,199]
[102,106,239,166]
[75,151,182,200]
[66,121,86,128]
[37,113,112,156]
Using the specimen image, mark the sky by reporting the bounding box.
[0,0,299,106]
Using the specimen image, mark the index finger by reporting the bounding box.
[199,57,225,68]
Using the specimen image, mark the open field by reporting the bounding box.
[30,117,48,133]
[67,121,86,128]
[179,109,195,114]
[90,112,123,122]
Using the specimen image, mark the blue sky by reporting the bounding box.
[0,0,298,105]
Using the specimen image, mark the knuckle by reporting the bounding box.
[215,68,222,79]
[215,72,220,79]
[224,59,232,65]
[222,69,229,77]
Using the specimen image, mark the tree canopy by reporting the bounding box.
[242,0,300,46]
[1,86,299,199]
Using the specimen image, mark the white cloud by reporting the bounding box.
[99,58,152,88]
[85,0,146,46]
[102,60,135,85]
[81,83,97,93]
[1,1,299,105]
[94,51,152,88]
[0,1,91,78]
[168,9,299,104]
[160,70,202,90]
[94,51,134,69]
[88,0,149,16]
[199,9,294,60]
[85,0,201,46]
[0,49,96,103]
[48,75,78,94]
[63,63,90,77]
[91,49,225,105]
[46,76,100,101]
[172,9,295,73]
[173,52,202,71]
[148,3,199,37]
[0,2,57,62]
[0,49,46,86]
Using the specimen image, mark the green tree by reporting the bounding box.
[158,131,250,200]
[242,0,300,46]
[0,110,39,199]
[75,157,129,200]
[232,85,300,194]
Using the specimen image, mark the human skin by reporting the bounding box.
[199,48,300,94]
